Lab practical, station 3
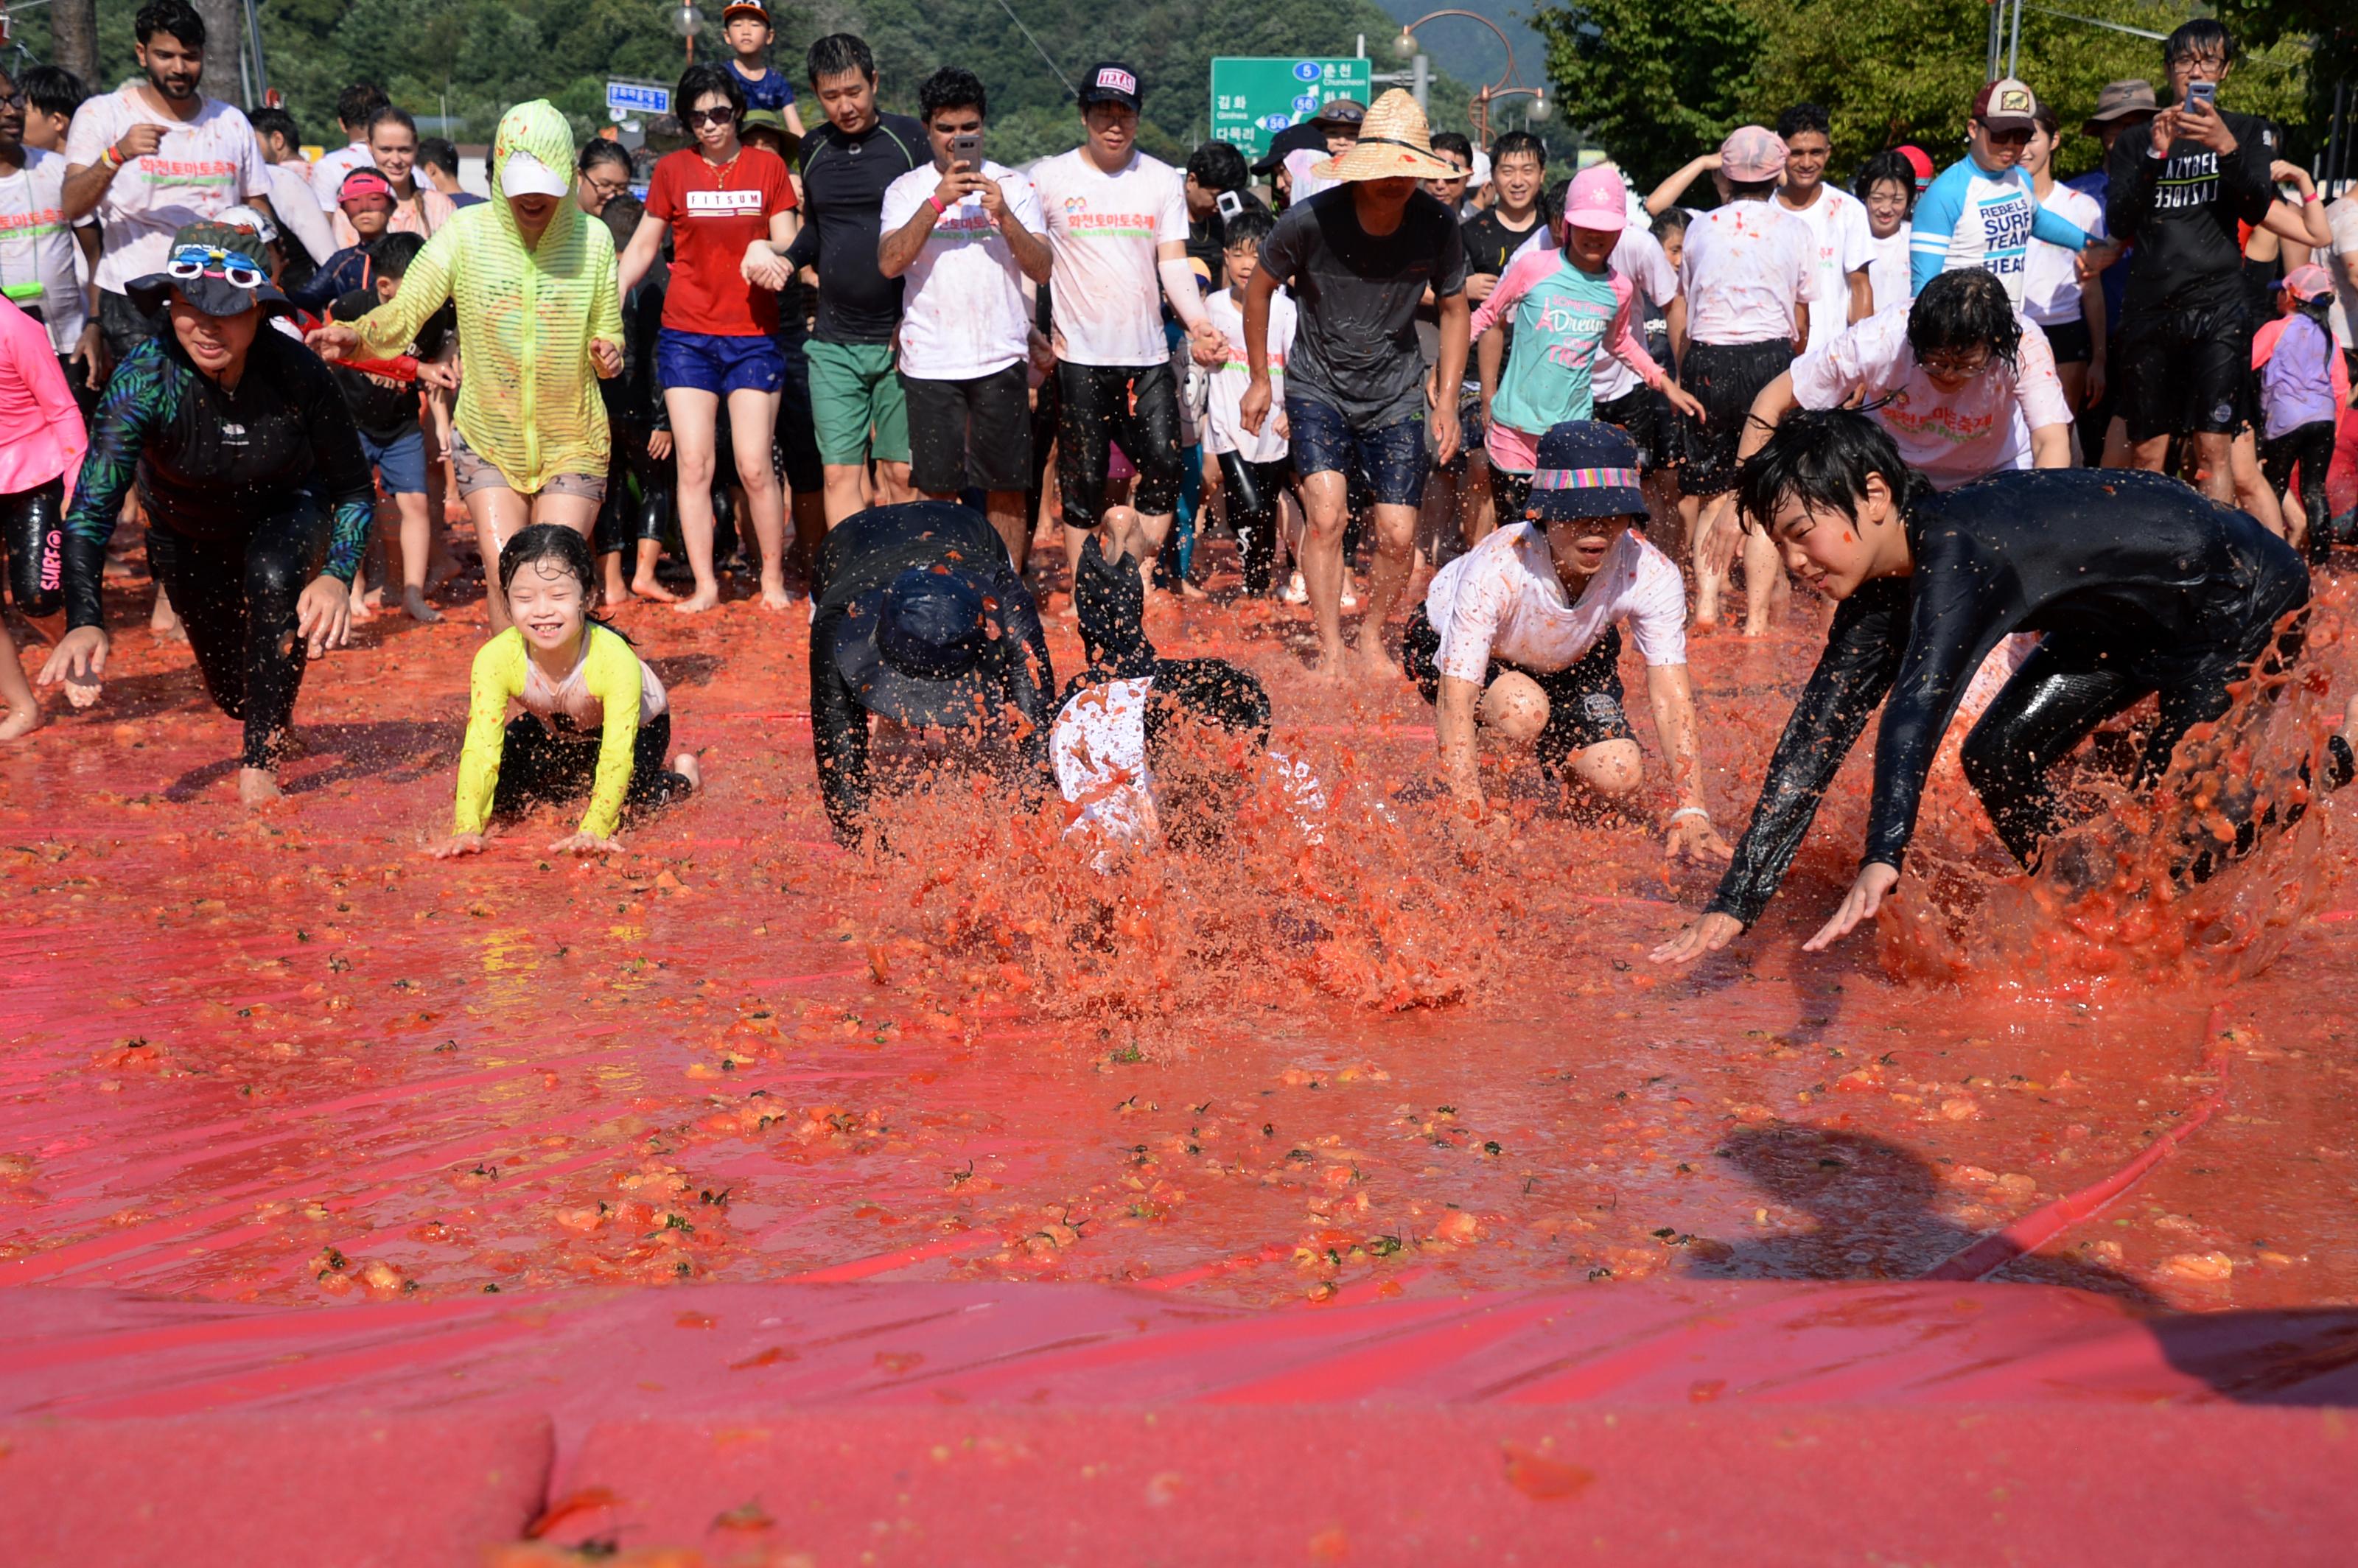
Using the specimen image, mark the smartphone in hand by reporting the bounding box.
[949,131,983,170]
[2184,79,2217,114]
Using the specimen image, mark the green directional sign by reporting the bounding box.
[1208,57,1375,159]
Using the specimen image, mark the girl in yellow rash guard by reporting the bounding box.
[433,527,700,858]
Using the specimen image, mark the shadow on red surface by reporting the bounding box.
[4,1277,2357,1564]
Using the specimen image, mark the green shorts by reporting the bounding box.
[805,339,911,468]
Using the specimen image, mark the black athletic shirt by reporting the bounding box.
[1460,208,1543,281]
[788,112,927,345]
[60,328,377,630]
[808,501,1054,840]
[1707,468,2303,927]
[2105,109,2278,315]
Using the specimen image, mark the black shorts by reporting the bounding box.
[1679,338,1794,497]
[1404,605,1633,771]
[2112,296,2251,444]
[773,326,825,496]
[1593,385,1662,471]
[901,362,1032,495]
[1056,360,1182,525]
[491,710,691,822]
[2038,317,2093,366]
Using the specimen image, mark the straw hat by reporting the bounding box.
[1311,88,1458,182]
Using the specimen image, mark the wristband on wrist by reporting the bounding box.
[2303,191,2321,206]
[1668,806,1712,826]
[926,194,947,217]
[100,146,125,171]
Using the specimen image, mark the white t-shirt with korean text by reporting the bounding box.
[1032,147,1189,368]
[64,88,270,293]
[878,159,1044,381]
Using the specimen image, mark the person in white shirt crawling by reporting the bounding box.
[877,66,1053,572]
[1404,420,1730,863]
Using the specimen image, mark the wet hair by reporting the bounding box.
[1186,139,1248,194]
[1491,130,1546,167]
[579,138,634,176]
[1737,407,1922,533]
[1429,130,1473,167]
[1852,150,1917,214]
[336,83,390,130]
[676,62,746,122]
[251,106,302,148]
[1143,659,1273,765]
[366,231,425,279]
[1906,267,2021,370]
[1775,103,1831,143]
[2163,18,2234,66]
[136,0,204,49]
[498,525,601,612]
[416,136,461,180]
[919,66,985,122]
[1724,175,1780,200]
[807,33,876,86]
[600,190,644,251]
[1650,205,1691,242]
[18,65,89,122]
[366,105,418,142]
[1222,205,1276,249]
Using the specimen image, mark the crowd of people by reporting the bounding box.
[2,0,2356,960]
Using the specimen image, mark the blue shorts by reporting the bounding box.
[1285,396,1430,508]
[358,427,427,497]
[655,328,786,396]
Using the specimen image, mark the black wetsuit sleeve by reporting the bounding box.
[786,220,818,273]
[809,612,870,844]
[60,341,176,631]
[1858,535,2015,870]
[1706,581,1910,927]
[996,576,1057,800]
[281,339,382,584]
[2218,116,2278,226]
[290,249,360,314]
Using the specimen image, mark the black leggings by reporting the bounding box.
[491,710,690,820]
[1056,360,1183,526]
[2261,420,2337,562]
[1216,452,1294,595]
[150,494,330,769]
[0,477,63,618]
[594,418,674,556]
[1959,570,2348,878]
[1488,465,1533,528]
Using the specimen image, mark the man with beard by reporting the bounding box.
[61,0,275,367]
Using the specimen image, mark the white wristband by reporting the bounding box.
[1668,806,1712,825]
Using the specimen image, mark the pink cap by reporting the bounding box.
[1718,125,1787,183]
[1562,164,1628,234]
[2282,264,2333,302]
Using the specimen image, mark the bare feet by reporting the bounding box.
[673,752,703,790]
[1741,615,1771,638]
[349,589,378,625]
[1351,636,1402,682]
[632,570,682,605]
[1179,578,1210,601]
[0,704,43,741]
[671,587,721,615]
[758,578,797,612]
[237,766,283,807]
[150,597,186,643]
[403,588,443,623]
[424,552,461,598]
[1309,642,1351,684]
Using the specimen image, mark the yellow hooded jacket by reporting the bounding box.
[354,101,623,493]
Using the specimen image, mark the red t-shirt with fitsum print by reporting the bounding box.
[646,144,797,337]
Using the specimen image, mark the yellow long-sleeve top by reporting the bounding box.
[452,625,668,839]
[354,99,622,493]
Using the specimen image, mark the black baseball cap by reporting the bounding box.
[1078,62,1143,113]
[1250,121,1326,177]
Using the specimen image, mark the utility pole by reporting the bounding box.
[50,0,98,83]
[1412,52,1430,112]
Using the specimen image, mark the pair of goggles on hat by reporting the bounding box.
[167,244,268,290]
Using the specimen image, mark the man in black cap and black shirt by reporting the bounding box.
[808,500,1055,842]
[776,33,926,525]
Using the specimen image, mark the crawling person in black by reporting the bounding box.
[808,500,1054,843]
[1653,408,2358,965]
[39,223,375,807]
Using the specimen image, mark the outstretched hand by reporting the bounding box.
[1801,861,1900,952]
[1650,911,1743,965]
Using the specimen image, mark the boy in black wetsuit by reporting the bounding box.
[1654,408,2357,964]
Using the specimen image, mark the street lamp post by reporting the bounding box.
[1390,11,1549,144]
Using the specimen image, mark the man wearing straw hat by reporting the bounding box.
[1240,88,1469,681]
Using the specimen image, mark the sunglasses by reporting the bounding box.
[167,245,266,288]
[1982,126,2033,146]
[686,106,737,128]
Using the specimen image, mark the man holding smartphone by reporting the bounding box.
[2102,18,2281,503]
[878,67,1052,570]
